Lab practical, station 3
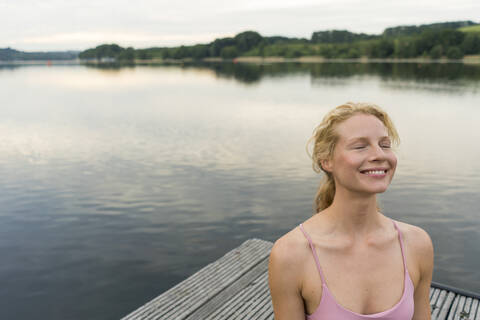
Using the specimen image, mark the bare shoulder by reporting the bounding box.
[395,220,433,252]
[394,220,434,272]
[269,226,310,319]
[270,225,308,267]
[269,226,309,288]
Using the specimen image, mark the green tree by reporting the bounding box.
[311,30,375,43]
[439,29,465,47]
[191,44,209,59]
[346,47,360,58]
[117,47,135,61]
[234,31,263,53]
[172,46,189,59]
[429,45,443,59]
[162,49,172,59]
[137,50,153,60]
[446,47,464,59]
[285,47,303,58]
[220,46,238,58]
[414,30,441,54]
[97,44,123,59]
[258,41,266,57]
[462,33,480,54]
[368,39,394,58]
[319,45,335,58]
[394,39,416,58]
[209,38,235,56]
[383,21,477,37]
[264,44,287,56]
[78,48,96,59]
[79,44,125,60]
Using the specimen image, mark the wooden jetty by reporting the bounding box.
[122,238,480,320]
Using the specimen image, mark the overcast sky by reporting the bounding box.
[1,0,479,51]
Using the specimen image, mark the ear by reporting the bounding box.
[320,158,333,173]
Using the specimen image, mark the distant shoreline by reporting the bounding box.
[0,59,80,65]
[229,55,480,64]
[105,55,480,65]
[2,55,480,65]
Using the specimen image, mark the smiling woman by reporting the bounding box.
[268,102,434,320]
[307,103,400,213]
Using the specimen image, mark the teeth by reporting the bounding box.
[363,170,386,174]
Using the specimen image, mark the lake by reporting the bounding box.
[0,61,479,320]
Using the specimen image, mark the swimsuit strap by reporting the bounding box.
[300,220,407,285]
[391,219,408,273]
[299,223,326,285]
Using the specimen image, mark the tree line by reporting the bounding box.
[78,20,480,61]
[0,48,79,61]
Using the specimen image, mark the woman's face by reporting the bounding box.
[322,113,397,195]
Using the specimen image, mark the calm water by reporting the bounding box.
[0,62,479,320]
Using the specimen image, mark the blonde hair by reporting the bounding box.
[306,102,400,214]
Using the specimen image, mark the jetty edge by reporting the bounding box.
[121,238,480,320]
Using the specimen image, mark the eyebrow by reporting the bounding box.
[346,136,390,143]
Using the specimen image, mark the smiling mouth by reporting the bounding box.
[360,169,388,175]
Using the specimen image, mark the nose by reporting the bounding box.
[368,144,388,162]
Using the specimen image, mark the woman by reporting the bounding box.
[268,102,434,319]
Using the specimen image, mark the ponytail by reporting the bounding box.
[314,173,336,213]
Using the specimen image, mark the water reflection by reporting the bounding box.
[129,61,480,86]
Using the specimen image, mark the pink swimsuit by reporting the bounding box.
[299,219,415,320]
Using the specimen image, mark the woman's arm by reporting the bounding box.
[268,238,306,320]
[412,226,434,320]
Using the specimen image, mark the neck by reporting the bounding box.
[322,187,384,238]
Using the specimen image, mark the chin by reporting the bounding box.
[361,185,390,194]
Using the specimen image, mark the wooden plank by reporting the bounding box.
[207,270,269,319]
[251,294,274,320]
[232,277,270,319]
[447,294,461,320]
[240,287,273,320]
[472,298,479,320]
[185,257,269,319]
[432,290,448,319]
[234,275,271,320]
[436,291,456,320]
[147,241,266,320]
[162,239,272,320]
[431,288,442,315]
[253,285,275,320]
[121,238,272,320]
[464,297,473,320]
[450,295,467,320]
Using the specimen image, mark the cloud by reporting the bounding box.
[1,0,479,50]
[12,31,230,50]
